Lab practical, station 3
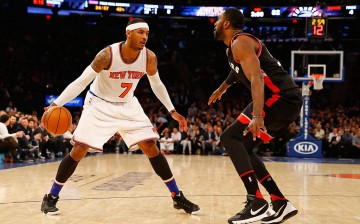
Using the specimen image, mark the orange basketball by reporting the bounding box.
[43,106,72,136]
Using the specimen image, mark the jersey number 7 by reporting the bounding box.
[119,82,133,98]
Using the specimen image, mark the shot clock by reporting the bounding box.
[306,17,328,38]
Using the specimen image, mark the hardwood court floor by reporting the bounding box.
[0,154,360,224]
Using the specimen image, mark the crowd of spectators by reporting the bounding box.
[1,13,359,162]
[1,96,359,162]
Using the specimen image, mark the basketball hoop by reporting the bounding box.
[310,74,325,90]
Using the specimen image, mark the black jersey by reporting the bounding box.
[227,32,299,99]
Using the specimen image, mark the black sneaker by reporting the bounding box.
[261,200,298,224]
[172,191,200,214]
[228,195,275,224]
[41,194,60,215]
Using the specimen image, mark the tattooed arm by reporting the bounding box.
[91,47,111,72]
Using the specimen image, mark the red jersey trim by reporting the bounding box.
[230,32,263,61]
[237,113,274,142]
[263,74,281,107]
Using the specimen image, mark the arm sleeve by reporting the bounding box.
[147,71,175,113]
[54,65,98,106]
[225,70,241,85]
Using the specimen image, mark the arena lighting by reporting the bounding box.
[327,6,341,10]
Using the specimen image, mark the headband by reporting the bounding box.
[126,22,149,31]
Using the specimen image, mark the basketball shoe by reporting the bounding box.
[172,191,200,214]
[261,200,298,223]
[41,194,60,215]
[228,195,275,224]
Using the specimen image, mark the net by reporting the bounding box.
[310,74,326,90]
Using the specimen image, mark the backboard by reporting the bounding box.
[290,50,344,82]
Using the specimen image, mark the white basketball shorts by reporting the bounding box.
[72,91,159,152]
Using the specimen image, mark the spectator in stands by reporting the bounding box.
[0,114,24,162]
[171,127,182,153]
[156,110,169,134]
[328,129,344,158]
[180,130,192,154]
[16,117,39,160]
[203,125,216,155]
[33,122,57,159]
[5,101,17,114]
[214,126,225,155]
[103,134,118,153]
[342,128,353,149]
[159,131,174,154]
[7,115,18,134]
[118,134,129,154]
[313,123,325,141]
[62,123,77,155]
[188,102,198,118]
[352,129,360,158]
[192,129,204,155]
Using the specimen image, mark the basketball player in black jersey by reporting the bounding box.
[208,8,302,224]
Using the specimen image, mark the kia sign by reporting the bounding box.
[294,142,319,154]
[288,87,322,158]
[45,95,84,107]
[288,140,322,158]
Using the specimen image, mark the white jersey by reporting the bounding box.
[89,41,147,102]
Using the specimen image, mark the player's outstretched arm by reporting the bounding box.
[146,50,188,132]
[51,47,111,107]
[208,70,240,105]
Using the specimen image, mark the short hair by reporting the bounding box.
[127,18,146,27]
[0,114,9,123]
[224,7,245,30]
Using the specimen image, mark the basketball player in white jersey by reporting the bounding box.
[41,18,200,216]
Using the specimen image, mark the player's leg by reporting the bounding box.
[118,97,199,214]
[253,94,301,223]
[248,152,298,224]
[41,143,88,215]
[137,140,200,214]
[220,115,274,224]
[41,92,118,215]
[244,121,298,224]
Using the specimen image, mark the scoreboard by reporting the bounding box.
[29,0,359,18]
[306,17,327,38]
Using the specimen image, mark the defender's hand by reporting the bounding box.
[243,117,267,141]
[208,88,227,105]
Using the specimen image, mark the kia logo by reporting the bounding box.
[294,142,318,154]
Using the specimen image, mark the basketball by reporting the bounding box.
[43,106,72,136]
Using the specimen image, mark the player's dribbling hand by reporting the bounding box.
[42,103,58,123]
[171,112,188,132]
[243,117,267,141]
[208,88,226,105]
